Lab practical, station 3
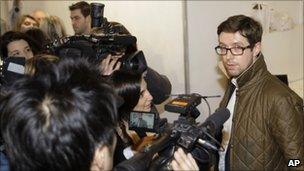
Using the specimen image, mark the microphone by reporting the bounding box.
[197,108,230,151]
[197,139,218,151]
[199,107,230,133]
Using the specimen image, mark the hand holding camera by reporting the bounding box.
[100,54,122,76]
[171,148,199,171]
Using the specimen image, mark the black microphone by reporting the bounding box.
[197,139,218,151]
[197,108,230,151]
[199,107,230,133]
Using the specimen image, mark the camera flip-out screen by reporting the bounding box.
[129,111,156,132]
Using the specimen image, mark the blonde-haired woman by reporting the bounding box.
[39,16,67,42]
[14,15,39,32]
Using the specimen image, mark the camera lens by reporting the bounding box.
[91,3,105,28]
[120,50,147,73]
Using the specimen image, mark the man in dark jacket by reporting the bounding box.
[215,15,303,170]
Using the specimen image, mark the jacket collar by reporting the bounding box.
[235,53,268,89]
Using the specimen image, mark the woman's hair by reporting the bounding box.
[25,54,59,76]
[110,70,142,121]
[24,28,48,52]
[0,31,40,59]
[14,15,39,32]
[39,16,67,42]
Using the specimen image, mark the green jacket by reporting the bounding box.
[219,54,304,170]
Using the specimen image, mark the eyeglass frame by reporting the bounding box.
[215,45,252,55]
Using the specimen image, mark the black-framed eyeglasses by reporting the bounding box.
[215,45,251,55]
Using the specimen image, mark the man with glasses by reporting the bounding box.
[215,15,303,170]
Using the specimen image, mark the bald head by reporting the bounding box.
[31,10,47,24]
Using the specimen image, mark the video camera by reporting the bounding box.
[46,3,148,74]
[115,93,229,171]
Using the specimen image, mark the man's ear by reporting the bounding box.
[253,42,261,58]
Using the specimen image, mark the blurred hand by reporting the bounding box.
[132,134,157,151]
[100,54,121,76]
[171,148,199,171]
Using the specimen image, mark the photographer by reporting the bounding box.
[109,70,153,166]
[110,70,198,171]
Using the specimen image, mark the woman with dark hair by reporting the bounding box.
[110,70,153,119]
[24,28,48,53]
[110,70,198,171]
[0,31,40,59]
[109,70,153,166]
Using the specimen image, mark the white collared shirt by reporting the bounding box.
[218,78,238,171]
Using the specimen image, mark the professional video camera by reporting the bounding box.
[46,3,147,73]
[115,93,230,171]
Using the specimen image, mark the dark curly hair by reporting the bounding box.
[0,31,41,59]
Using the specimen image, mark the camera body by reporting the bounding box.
[170,117,204,150]
[165,93,202,119]
[129,111,158,133]
[115,94,230,171]
[128,93,205,150]
[46,2,148,74]
[46,34,147,73]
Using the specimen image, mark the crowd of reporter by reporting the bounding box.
[0,1,200,171]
